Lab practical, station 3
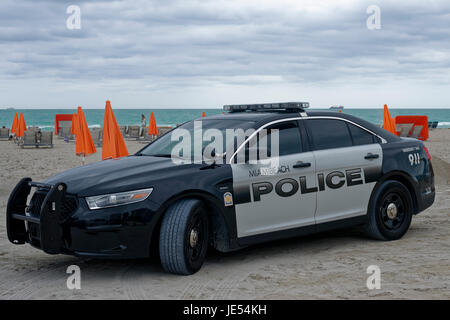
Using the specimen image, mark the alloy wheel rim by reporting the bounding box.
[380,192,406,230]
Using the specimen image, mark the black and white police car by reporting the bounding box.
[6,102,435,275]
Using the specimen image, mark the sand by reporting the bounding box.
[0,130,449,300]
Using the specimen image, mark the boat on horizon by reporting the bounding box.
[329,105,344,111]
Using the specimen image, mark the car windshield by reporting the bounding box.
[137,118,256,159]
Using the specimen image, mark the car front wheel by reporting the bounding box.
[159,199,209,275]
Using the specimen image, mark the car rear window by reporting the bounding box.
[307,119,353,151]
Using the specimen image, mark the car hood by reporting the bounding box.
[45,155,183,196]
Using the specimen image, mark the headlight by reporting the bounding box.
[85,188,153,210]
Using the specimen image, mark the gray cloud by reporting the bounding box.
[0,0,449,108]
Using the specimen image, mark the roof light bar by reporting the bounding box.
[223,102,310,113]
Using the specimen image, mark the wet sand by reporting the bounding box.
[0,130,449,299]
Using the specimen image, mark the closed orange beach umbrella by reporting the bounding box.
[16,112,27,138]
[11,112,19,134]
[202,111,206,117]
[383,104,397,135]
[75,106,96,162]
[148,112,158,136]
[102,101,129,160]
[70,113,78,135]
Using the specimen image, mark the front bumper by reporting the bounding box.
[6,178,160,258]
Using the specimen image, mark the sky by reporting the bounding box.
[0,0,449,109]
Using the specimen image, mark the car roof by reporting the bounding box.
[204,110,399,142]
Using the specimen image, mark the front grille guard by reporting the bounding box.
[6,178,67,254]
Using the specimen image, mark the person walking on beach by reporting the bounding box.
[140,114,147,136]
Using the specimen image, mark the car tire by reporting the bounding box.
[365,180,413,241]
[159,199,209,275]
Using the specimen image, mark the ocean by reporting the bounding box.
[1,108,449,131]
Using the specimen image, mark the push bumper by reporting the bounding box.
[7,178,161,258]
[7,178,67,254]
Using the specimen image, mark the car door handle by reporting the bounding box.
[365,153,379,160]
[293,161,311,168]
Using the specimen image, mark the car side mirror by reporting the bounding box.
[203,146,225,162]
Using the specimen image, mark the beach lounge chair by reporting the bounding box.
[138,131,156,143]
[57,121,72,139]
[0,127,9,140]
[119,126,127,138]
[37,131,53,148]
[21,131,37,148]
[432,121,439,129]
[90,128,102,147]
[127,126,141,139]
[57,126,68,139]
[396,123,414,137]
[62,127,75,141]
[410,125,423,139]
[157,126,172,137]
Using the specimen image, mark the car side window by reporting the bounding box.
[307,119,352,151]
[347,123,377,146]
[246,121,302,161]
[266,121,302,156]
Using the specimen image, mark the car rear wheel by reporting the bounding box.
[365,180,413,241]
[159,199,209,275]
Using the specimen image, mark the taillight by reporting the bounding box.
[424,146,431,161]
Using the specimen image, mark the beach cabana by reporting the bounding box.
[54,114,73,136]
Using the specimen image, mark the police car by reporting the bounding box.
[6,102,435,275]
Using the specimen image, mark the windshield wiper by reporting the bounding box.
[151,154,173,158]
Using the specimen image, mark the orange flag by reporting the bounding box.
[11,112,19,134]
[75,106,96,159]
[70,113,78,135]
[102,101,129,160]
[383,104,397,135]
[16,112,27,138]
[148,112,158,136]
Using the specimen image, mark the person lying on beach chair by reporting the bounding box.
[37,131,53,148]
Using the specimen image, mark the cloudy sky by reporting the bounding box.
[0,0,449,109]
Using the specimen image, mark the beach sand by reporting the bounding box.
[0,130,449,299]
